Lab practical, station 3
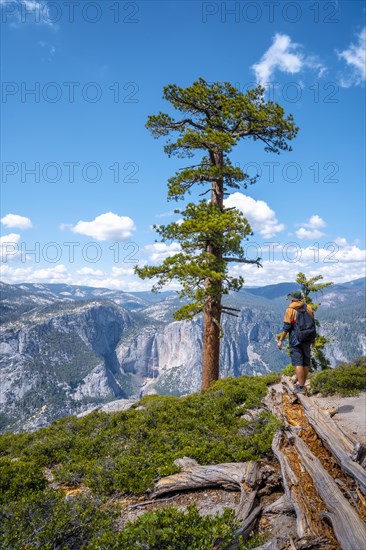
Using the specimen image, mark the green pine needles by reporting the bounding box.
[137,201,255,320]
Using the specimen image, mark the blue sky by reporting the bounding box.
[1,0,365,290]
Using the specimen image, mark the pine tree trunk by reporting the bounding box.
[201,290,221,390]
[201,155,224,390]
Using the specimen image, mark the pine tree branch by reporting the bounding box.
[221,310,240,317]
[168,118,205,131]
[221,306,240,313]
[222,307,240,312]
[178,163,211,170]
[223,257,262,267]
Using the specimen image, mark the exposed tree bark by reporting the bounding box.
[201,154,224,390]
[149,457,263,498]
[224,504,263,550]
[201,287,222,390]
[271,431,313,539]
[262,494,294,514]
[235,488,258,522]
[292,433,366,550]
[282,377,366,495]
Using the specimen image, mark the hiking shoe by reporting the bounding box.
[293,384,306,394]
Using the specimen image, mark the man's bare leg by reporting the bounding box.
[296,366,309,386]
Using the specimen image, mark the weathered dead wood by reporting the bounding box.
[149,457,262,498]
[282,378,366,496]
[149,457,272,549]
[263,388,288,424]
[224,504,263,550]
[350,440,366,469]
[257,468,282,496]
[263,494,294,514]
[291,433,366,550]
[235,488,257,521]
[271,431,312,539]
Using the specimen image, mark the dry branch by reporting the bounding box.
[291,433,366,550]
[149,457,262,498]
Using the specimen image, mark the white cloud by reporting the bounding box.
[306,215,326,229]
[76,267,104,276]
[71,212,135,242]
[0,233,21,246]
[337,28,366,87]
[331,245,366,263]
[1,213,32,229]
[295,228,325,240]
[229,242,366,286]
[334,237,348,247]
[224,193,285,239]
[1,263,73,284]
[111,266,136,276]
[145,242,181,263]
[32,264,70,280]
[295,215,327,239]
[0,233,21,261]
[252,33,326,84]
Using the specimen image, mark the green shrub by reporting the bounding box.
[0,374,283,548]
[89,505,238,550]
[0,374,281,497]
[310,357,366,396]
[238,532,270,549]
[0,458,47,505]
[0,490,119,549]
[281,364,295,377]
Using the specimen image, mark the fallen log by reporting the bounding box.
[271,431,313,539]
[282,378,366,495]
[291,432,366,550]
[149,457,273,549]
[149,457,262,498]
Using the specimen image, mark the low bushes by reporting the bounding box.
[310,356,366,396]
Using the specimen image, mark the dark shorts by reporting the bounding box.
[290,343,311,367]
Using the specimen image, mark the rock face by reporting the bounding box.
[0,278,364,432]
[0,298,134,432]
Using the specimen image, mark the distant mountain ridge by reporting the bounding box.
[0,278,365,432]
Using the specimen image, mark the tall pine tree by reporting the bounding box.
[136,79,298,389]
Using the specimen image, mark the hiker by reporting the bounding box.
[277,290,316,394]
